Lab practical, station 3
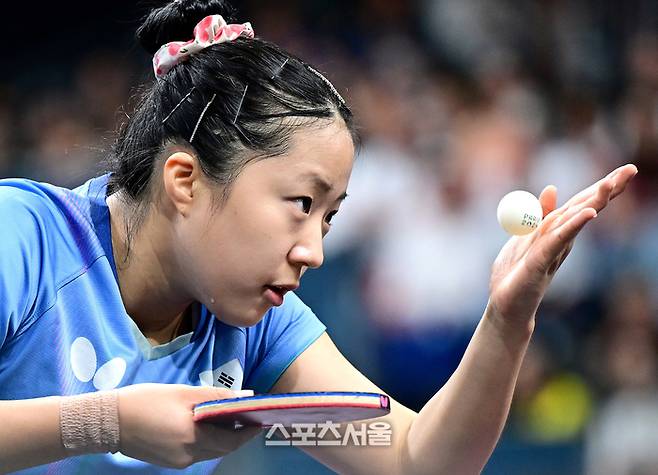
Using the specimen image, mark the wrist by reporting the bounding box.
[60,390,121,455]
[483,300,536,342]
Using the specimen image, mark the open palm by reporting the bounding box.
[488,164,638,325]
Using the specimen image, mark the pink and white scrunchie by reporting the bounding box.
[153,14,254,79]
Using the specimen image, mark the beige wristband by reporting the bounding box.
[60,390,120,455]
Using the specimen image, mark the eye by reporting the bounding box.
[292,196,313,214]
[325,210,338,225]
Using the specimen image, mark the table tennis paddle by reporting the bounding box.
[193,391,390,428]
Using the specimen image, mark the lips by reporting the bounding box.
[263,283,299,307]
[264,286,285,306]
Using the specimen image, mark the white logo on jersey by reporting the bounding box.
[70,337,126,390]
[199,358,243,390]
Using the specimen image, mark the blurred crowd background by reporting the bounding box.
[2,1,657,474]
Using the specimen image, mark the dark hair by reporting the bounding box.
[108,0,359,247]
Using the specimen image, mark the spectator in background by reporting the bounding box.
[584,274,658,475]
[0,90,11,177]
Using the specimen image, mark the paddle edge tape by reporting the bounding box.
[194,391,386,409]
[193,391,390,422]
[194,401,385,420]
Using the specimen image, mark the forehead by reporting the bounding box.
[244,121,355,190]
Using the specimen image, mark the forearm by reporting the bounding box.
[0,396,69,472]
[401,303,534,475]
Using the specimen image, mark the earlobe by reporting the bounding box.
[162,151,198,216]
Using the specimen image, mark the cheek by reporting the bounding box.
[200,203,291,277]
[231,201,294,253]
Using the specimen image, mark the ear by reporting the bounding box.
[162,152,199,216]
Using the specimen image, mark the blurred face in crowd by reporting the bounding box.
[170,120,354,326]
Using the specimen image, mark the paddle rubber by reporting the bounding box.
[193,391,390,427]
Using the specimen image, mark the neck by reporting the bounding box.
[145,304,197,346]
[107,193,194,342]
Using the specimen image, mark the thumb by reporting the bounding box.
[539,185,558,218]
[187,386,255,405]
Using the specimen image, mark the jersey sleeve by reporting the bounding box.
[243,292,326,393]
[0,186,46,350]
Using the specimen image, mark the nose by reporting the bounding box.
[288,226,324,270]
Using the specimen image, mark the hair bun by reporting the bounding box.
[137,0,238,55]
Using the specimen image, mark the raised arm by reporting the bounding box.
[271,322,528,475]
[272,164,638,475]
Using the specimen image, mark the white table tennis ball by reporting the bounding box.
[497,190,543,236]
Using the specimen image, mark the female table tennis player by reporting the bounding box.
[0,1,638,473]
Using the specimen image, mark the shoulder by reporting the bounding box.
[0,178,53,214]
[0,177,109,302]
[0,178,86,237]
[0,179,55,251]
[0,180,60,335]
[0,179,71,266]
[0,177,106,265]
[242,292,327,393]
[0,176,114,344]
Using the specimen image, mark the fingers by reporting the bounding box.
[541,164,637,230]
[522,164,636,278]
[195,422,263,453]
[185,387,255,407]
[539,185,557,218]
[181,427,262,467]
[554,177,611,227]
[232,390,255,398]
[540,203,581,234]
[554,176,611,217]
[560,164,637,211]
[193,425,262,460]
[562,167,620,208]
[609,164,638,200]
[539,207,597,267]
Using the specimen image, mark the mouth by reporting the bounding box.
[263,283,299,307]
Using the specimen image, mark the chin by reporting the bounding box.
[212,305,270,328]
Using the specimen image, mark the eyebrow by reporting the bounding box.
[301,172,348,201]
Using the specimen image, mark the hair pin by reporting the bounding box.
[271,58,289,80]
[189,93,217,143]
[162,86,196,124]
[233,84,249,124]
[307,66,346,105]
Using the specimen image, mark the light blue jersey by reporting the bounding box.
[0,174,326,474]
